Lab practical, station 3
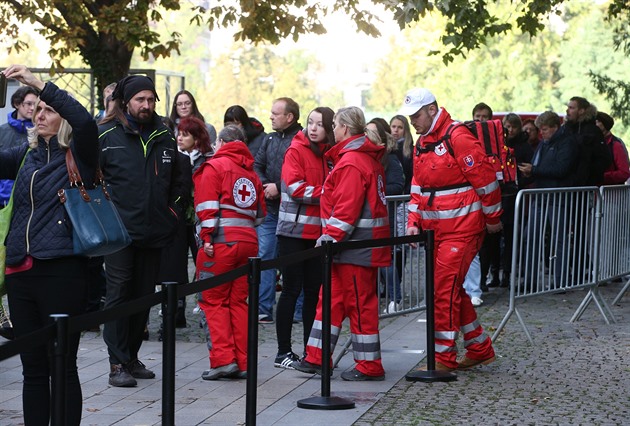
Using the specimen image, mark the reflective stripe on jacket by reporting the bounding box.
[276,131,328,239]
[194,141,266,245]
[407,108,502,239]
[321,134,391,267]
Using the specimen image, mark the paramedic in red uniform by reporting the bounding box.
[400,88,502,371]
[292,106,391,381]
[194,124,266,380]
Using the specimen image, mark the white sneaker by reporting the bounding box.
[471,297,483,307]
[382,301,401,314]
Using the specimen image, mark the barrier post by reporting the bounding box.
[297,240,355,410]
[246,257,261,426]
[406,230,457,382]
[161,282,178,426]
[50,314,69,426]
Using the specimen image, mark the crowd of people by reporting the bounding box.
[1,63,629,424]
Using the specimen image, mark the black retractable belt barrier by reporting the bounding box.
[246,257,261,426]
[50,314,69,426]
[406,230,457,382]
[161,282,178,426]
[297,240,355,410]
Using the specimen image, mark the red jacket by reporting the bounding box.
[321,134,391,267]
[407,108,502,239]
[277,131,329,240]
[193,141,266,245]
[603,134,630,185]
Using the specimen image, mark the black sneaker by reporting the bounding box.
[291,359,323,375]
[340,367,384,381]
[109,364,137,387]
[258,314,274,324]
[274,352,300,369]
[126,359,155,379]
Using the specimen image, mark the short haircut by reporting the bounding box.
[274,97,300,122]
[569,96,590,110]
[472,102,493,118]
[535,111,561,129]
[218,124,246,143]
[11,86,40,109]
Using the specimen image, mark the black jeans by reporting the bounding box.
[103,245,161,365]
[7,257,88,426]
[275,236,321,355]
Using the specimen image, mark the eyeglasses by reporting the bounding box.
[332,123,343,130]
[176,101,192,107]
[22,101,36,108]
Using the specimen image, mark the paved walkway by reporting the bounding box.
[1,282,628,425]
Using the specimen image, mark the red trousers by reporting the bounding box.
[197,241,257,371]
[434,233,495,368]
[305,263,385,377]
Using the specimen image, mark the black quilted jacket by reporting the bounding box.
[0,82,98,265]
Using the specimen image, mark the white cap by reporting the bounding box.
[397,88,436,116]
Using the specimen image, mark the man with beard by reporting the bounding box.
[98,75,186,387]
[560,96,611,186]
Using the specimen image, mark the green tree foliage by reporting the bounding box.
[1,0,627,125]
[366,1,629,142]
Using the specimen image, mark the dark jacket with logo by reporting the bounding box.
[98,114,185,248]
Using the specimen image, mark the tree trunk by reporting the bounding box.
[80,33,133,107]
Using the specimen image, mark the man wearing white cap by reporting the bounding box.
[400,88,502,371]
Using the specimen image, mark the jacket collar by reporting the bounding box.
[6,111,34,134]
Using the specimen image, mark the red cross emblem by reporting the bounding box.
[238,184,251,202]
[233,177,257,208]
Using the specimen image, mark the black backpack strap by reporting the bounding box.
[415,123,460,157]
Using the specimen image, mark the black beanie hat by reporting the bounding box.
[596,112,614,131]
[111,75,160,104]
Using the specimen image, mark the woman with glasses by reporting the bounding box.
[169,89,217,144]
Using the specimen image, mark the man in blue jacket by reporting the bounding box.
[98,75,186,387]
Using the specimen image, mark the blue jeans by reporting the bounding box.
[463,254,482,299]
[257,212,279,317]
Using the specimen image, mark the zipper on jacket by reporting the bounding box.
[25,169,39,254]
[291,204,302,231]
[141,128,170,158]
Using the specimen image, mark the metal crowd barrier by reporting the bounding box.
[378,195,426,317]
[493,185,630,343]
[573,184,630,316]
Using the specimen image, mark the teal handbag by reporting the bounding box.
[58,149,131,257]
